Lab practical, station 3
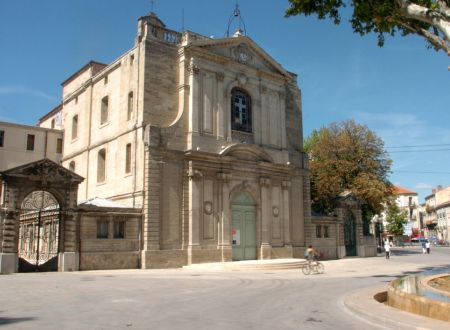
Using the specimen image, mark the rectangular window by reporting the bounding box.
[51,119,55,129]
[101,97,109,124]
[72,115,78,140]
[97,221,109,239]
[26,134,35,151]
[130,54,134,66]
[324,225,329,238]
[56,138,63,154]
[316,225,322,238]
[125,143,131,174]
[0,130,4,147]
[113,221,125,239]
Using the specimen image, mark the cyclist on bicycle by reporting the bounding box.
[305,245,319,264]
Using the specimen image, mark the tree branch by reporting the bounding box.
[400,21,450,55]
[437,1,450,19]
[395,0,450,41]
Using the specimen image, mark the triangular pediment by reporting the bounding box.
[188,35,289,78]
[0,158,84,183]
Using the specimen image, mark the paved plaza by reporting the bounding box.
[0,246,449,329]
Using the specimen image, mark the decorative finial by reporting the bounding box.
[226,1,246,37]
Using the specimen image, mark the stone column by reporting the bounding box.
[0,208,19,274]
[282,180,292,249]
[187,162,202,264]
[217,172,232,261]
[259,177,272,259]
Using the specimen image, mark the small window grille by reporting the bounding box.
[316,225,322,238]
[114,221,125,239]
[97,221,109,239]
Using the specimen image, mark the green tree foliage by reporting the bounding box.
[385,202,408,235]
[286,0,450,58]
[305,120,393,215]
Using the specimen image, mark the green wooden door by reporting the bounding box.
[232,206,256,260]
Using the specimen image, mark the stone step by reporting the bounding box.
[183,258,306,271]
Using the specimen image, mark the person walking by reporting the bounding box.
[421,241,426,254]
[384,240,390,259]
[425,240,431,254]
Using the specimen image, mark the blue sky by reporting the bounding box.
[1,0,449,202]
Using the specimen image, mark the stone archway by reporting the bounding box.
[0,159,83,274]
[231,191,256,261]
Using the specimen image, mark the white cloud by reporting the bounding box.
[0,86,57,102]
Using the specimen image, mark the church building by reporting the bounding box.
[44,11,310,268]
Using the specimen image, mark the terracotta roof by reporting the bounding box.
[61,60,107,87]
[38,103,62,124]
[394,185,417,195]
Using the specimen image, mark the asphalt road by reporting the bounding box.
[0,246,449,329]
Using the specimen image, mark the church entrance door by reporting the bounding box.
[231,192,256,261]
[344,211,357,257]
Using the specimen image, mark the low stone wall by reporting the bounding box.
[143,249,187,269]
[80,252,140,271]
[387,275,450,322]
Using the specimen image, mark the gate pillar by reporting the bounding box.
[58,211,79,272]
[0,208,19,274]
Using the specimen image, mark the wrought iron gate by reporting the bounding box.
[18,191,60,272]
[344,211,357,257]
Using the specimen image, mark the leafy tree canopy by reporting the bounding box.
[286,0,450,60]
[385,202,408,235]
[305,120,394,215]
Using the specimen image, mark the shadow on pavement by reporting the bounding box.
[0,315,35,326]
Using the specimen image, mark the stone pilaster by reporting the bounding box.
[187,162,202,264]
[303,173,313,248]
[216,72,225,140]
[259,177,272,259]
[279,90,287,149]
[282,180,291,246]
[188,58,200,139]
[217,172,232,261]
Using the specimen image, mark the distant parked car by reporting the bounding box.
[411,237,427,244]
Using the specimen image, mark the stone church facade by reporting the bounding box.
[0,12,375,273]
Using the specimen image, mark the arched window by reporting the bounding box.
[125,143,131,174]
[100,96,109,125]
[127,92,133,121]
[231,88,252,133]
[97,149,106,182]
[72,115,78,140]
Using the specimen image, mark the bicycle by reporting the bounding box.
[302,260,324,275]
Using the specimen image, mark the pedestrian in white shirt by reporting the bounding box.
[384,241,391,259]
